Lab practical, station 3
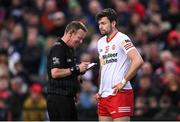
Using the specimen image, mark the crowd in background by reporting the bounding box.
[0,0,180,121]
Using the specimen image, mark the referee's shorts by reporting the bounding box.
[47,94,78,121]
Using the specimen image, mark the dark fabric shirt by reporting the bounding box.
[47,39,80,96]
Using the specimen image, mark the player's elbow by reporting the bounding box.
[132,56,144,69]
[51,74,57,79]
[137,57,144,68]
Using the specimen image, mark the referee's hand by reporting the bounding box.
[78,62,90,73]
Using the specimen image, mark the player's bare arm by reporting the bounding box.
[113,48,144,94]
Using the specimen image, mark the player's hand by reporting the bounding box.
[78,62,90,73]
[112,82,126,94]
[94,93,101,101]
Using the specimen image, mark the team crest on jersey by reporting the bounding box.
[105,46,109,53]
[112,45,116,50]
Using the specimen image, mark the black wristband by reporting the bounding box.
[70,66,80,75]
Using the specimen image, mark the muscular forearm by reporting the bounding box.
[51,68,72,78]
[124,60,143,81]
[124,50,144,82]
[51,62,89,79]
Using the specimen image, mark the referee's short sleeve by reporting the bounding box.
[50,45,65,69]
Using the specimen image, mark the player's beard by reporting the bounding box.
[101,32,106,36]
[100,29,110,36]
[102,27,113,37]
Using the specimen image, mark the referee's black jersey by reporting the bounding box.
[47,39,80,96]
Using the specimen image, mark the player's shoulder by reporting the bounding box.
[97,36,106,45]
[116,32,132,46]
[116,32,131,41]
[98,36,106,42]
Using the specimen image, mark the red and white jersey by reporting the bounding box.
[97,32,135,97]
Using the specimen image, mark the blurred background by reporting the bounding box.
[0,0,180,121]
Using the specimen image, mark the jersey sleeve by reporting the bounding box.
[50,45,65,69]
[119,36,135,54]
[97,39,101,54]
[97,39,104,66]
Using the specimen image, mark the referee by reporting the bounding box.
[47,21,89,120]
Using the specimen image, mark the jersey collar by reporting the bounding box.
[106,32,118,43]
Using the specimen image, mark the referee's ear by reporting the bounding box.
[66,31,73,39]
[68,30,75,35]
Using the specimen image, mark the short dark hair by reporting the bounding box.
[65,21,88,33]
[96,8,118,23]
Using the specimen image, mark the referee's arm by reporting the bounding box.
[49,45,72,79]
[51,68,72,78]
[51,63,89,79]
[50,45,89,79]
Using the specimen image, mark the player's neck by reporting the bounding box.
[106,29,118,42]
[107,29,118,38]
